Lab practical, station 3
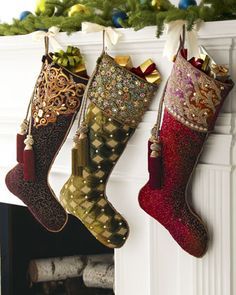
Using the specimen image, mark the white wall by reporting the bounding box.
[0,1,36,22]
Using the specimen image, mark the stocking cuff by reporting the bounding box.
[87,54,158,128]
[32,54,89,128]
[164,52,234,133]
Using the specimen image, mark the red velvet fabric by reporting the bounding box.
[23,149,35,181]
[139,110,208,257]
[139,50,234,257]
[16,133,25,163]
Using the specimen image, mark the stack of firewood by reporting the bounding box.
[28,254,114,295]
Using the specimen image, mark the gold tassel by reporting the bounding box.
[71,123,89,176]
[71,144,82,176]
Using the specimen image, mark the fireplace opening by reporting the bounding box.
[0,203,114,295]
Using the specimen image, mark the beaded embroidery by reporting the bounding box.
[164,53,227,132]
[32,60,86,128]
[87,54,158,128]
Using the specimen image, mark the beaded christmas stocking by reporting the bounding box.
[60,53,158,248]
[5,50,88,232]
[139,51,234,257]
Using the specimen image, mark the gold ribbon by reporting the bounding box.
[114,56,133,69]
[140,59,161,84]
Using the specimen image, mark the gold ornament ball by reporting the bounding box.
[35,0,46,13]
[151,0,161,10]
[68,4,90,17]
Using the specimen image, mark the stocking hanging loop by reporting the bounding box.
[102,30,106,53]
[179,24,186,49]
[44,36,49,56]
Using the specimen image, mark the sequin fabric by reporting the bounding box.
[139,56,234,257]
[88,54,158,128]
[5,55,88,232]
[164,52,231,132]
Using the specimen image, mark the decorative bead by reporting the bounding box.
[110,135,113,138]
[85,195,88,199]
[100,180,103,183]
[119,222,123,226]
[108,118,112,121]
[123,237,126,240]
[90,226,93,229]
[101,208,105,212]
[150,151,159,158]
[103,225,107,228]
[83,180,87,184]
[107,239,111,243]
[95,149,98,153]
[98,165,101,169]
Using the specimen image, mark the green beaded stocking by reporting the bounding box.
[60,53,158,248]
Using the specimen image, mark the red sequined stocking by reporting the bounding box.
[139,52,234,257]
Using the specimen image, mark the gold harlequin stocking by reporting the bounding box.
[60,53,158,248]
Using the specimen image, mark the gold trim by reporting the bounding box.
[32,59,86,128]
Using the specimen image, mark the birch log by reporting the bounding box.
[28,254,113,283]
[28,256,86,283]
[83,262,114,289]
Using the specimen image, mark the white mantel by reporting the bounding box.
[0,20,236,295]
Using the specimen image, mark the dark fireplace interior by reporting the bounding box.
[0,203,114,295]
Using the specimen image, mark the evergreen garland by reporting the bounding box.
[0,0,235,37]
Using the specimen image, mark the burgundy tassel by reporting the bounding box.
[17,133,26,163]
[23,135,35,181]
[16,119,29,163]
[148,140,162,189]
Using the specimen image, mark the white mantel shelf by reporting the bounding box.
[0,20,236,295]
